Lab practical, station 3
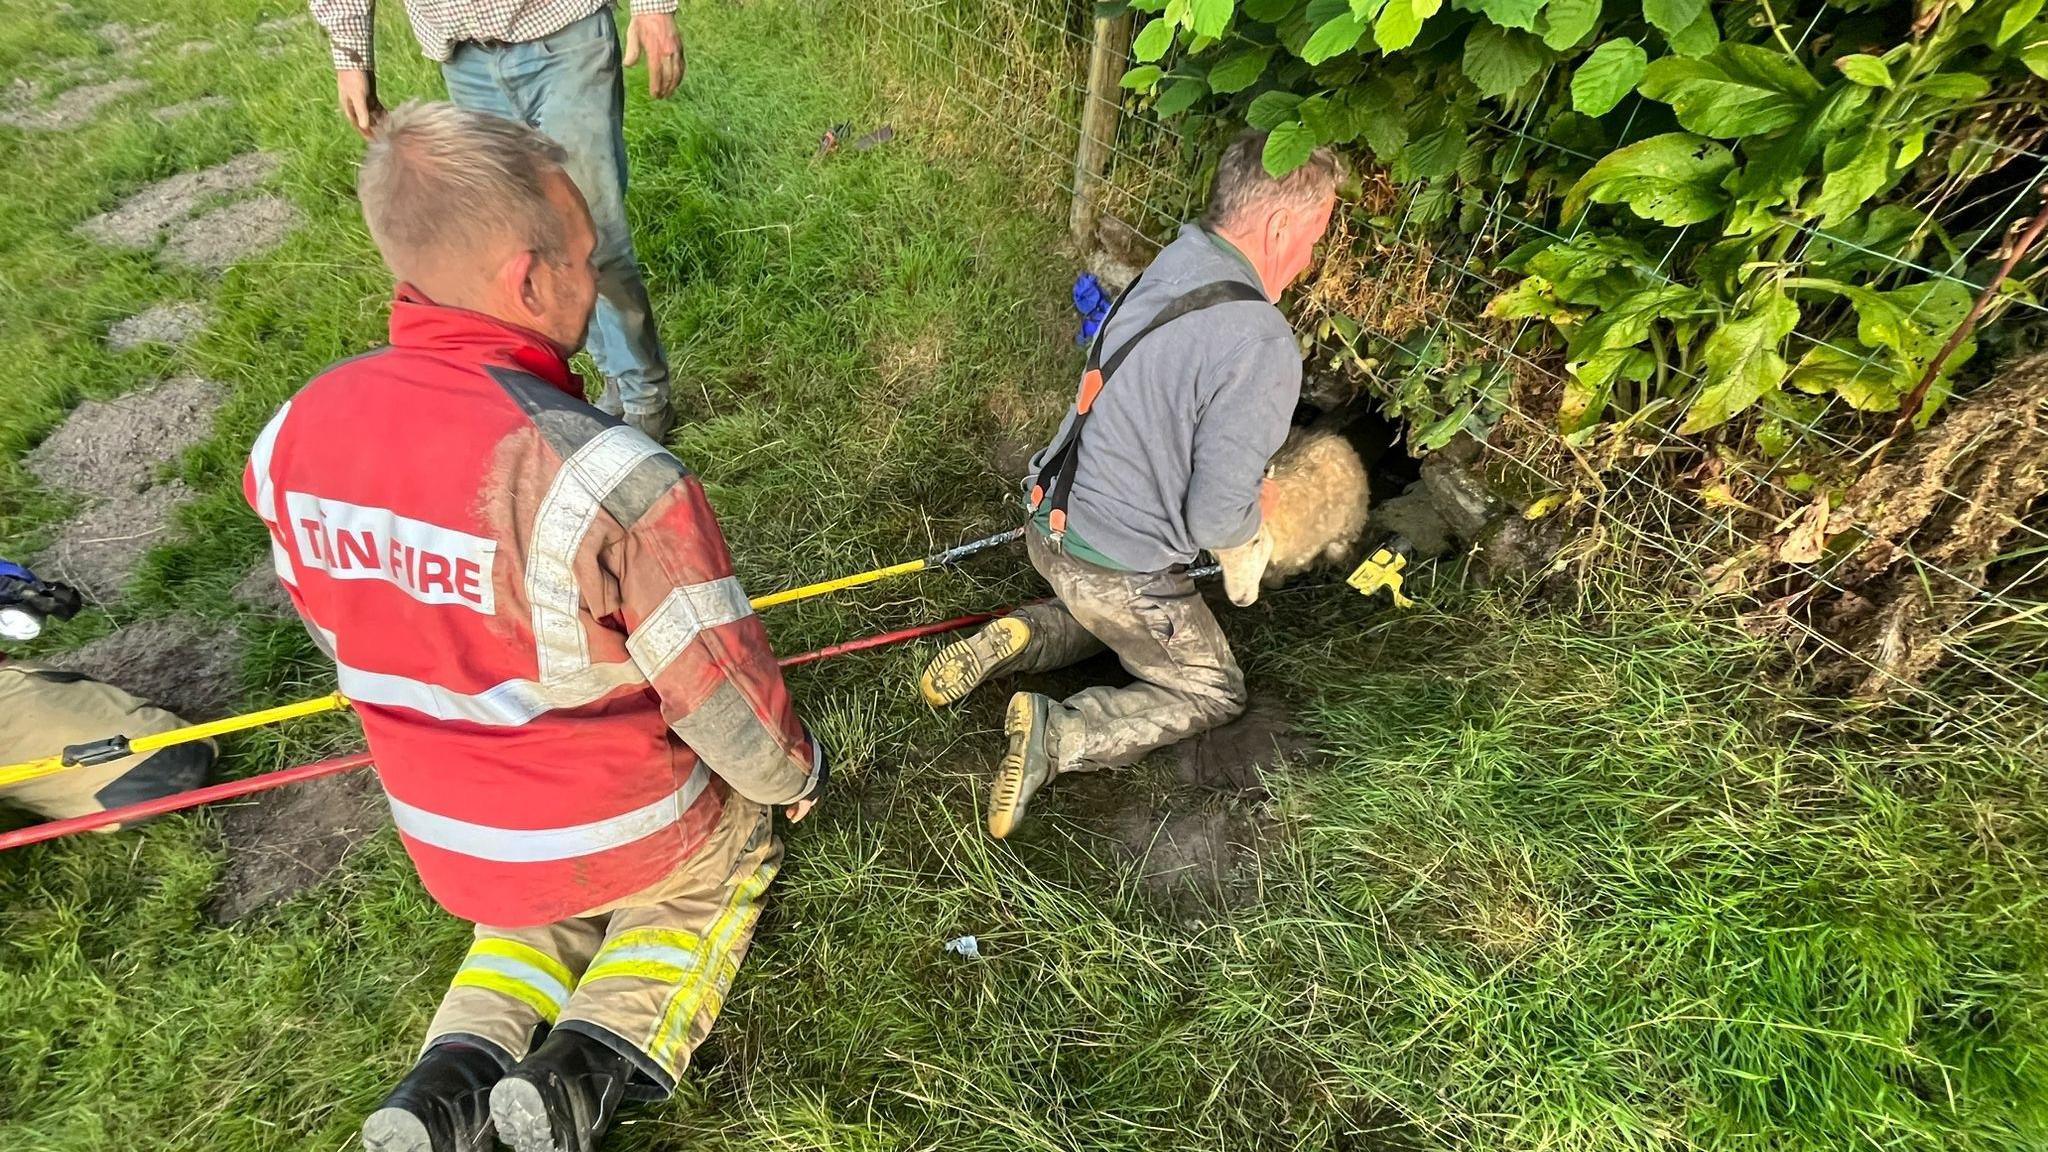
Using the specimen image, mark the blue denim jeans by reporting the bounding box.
[441,10,671,414]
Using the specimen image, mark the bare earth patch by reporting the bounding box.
[176,40,218,57]
[78,152,280,250]
[1111,802,1271,914]
[27,375,225,498]
[96,20,165,60]
[0,78,147,132]
[108,301,209,350]
[44,613,240,721]
[1173,695,1306,794]
[207,767,388,923]
[163,195,301,269]
[233,561,295,613]
[33,483,192,600]
[152,95,231,123]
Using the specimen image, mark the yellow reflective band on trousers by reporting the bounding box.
[649,858,780,1067]
[449,938,576,1024]
[580,926,705,987]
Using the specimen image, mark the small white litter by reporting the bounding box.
[943,935,980,959]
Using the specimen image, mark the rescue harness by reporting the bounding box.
[1028,276,1267,546]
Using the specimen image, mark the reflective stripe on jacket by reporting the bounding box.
[244,287,817,927]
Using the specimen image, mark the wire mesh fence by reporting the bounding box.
[856,0,2048,744]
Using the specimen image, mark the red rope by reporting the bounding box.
[0,609,1003,852]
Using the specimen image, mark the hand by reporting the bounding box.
[784,797,817,823]
[623,12,685,100]
[336,69,383,139]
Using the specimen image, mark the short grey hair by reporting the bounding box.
[1201,130,1342,231]
[357,101,572,276]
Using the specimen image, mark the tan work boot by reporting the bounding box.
[989,692,1057,839]
[919,616,1032,707]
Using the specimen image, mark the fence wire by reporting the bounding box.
[858,0,2048,745]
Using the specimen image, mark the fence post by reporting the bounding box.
[1070,11,1133,249]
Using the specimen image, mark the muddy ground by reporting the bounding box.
[78,152,281,251]
[0,78,146,132]
[206,767,388,923]
[162,195,302,269]
[28,374,223,498]
[45,613,242,721]
[107,301,209,350]
[27,375,223,598]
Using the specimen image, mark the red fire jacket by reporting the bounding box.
[244,288,819,928]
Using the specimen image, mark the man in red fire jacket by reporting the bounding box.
[243,102,823,1152]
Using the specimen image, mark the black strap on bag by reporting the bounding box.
[1029,276,1268,545]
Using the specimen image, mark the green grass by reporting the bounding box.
[1,1,2045,1150]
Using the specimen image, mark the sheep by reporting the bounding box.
[1260,424,1372,586]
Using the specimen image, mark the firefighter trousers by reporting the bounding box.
[422,793,780,1096]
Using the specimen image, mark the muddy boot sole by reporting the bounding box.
[920,617,1031,707]
[488,1077,564,1152]
[989,692,1054,839]
[360,1108,437,1152]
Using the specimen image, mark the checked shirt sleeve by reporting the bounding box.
[628,0,679,12]
[310,0,376,71]
[602,472,820,807]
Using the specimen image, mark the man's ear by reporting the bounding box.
[498,248,543,321]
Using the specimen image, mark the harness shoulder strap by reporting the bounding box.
[1030,277,1270,541]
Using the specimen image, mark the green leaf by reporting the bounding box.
[1639,45,1821,137]
[1153,77,1209,116]
[1133,18,1177,61]
[1681,292,1798,434]
[1666,7,1719,56]
[1563,131,1734,226]
[1401,121,1467,179]
[1302,12,1368,61]
[1997,0,2043,43]
[1187,0,1236,36]
[1120,64,1165,89]
[1789,343,1910,411]
[1247,90,1306,128]
[1562,348,1653,431]
[1206,45,1276,91]
[1263,119,1320,175]
[1307,0,1353,19]
[1527,234,1659,306]
[1409,181,1456,225]
[1349,0,1384,14]
[1642,0,1704,37]
[1572,38,1648,115]
[1808,131,1891,225]
[1834,53,1891,87]
[2024,38,2048,79]
[1540,0,1600,49]
[1244,0,1298,18]
[1463,24,1550,96]
[1916,72,1991,101]
[1375,0,1443,51]
[1572,285,1701,354]
[1349,77,1407,156]
[1480,0,1546,31]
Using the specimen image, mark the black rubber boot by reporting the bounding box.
[360,1042,503,1152]
[488,1028,635,1152]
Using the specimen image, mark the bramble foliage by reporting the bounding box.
[1111,0,2046,464]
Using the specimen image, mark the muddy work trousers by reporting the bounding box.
[0,664,212,825]
[422,796,780,1096]
[1003,528,1246,773]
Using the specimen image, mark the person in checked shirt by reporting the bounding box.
[310,0,684,441]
